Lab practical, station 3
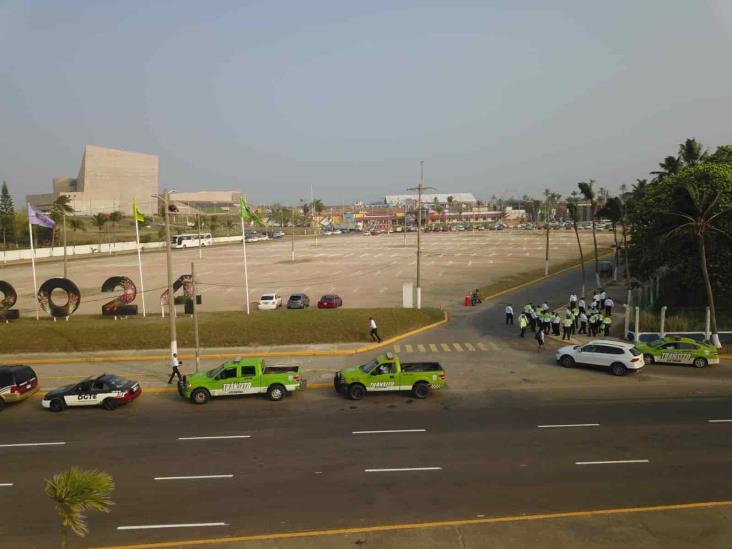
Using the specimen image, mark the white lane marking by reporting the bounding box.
[0,442,66,448]
[154,475,233,481]
[0,483,13,487]
[538,424,600,429]
[353,429,427,435]
[575,460,649,465]
[365,467,442,473]
[708,419,732,423]
[117,523,228,531]
[177,435,251,441]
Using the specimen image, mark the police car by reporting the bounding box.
[636,336,720,368]
[42,375,142,412]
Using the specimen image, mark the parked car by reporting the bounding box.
[636,336,719,368]
[0,365,38,411]
[318,294,343,308]
[555,340,644,376]
[258,292,282,310]
[287,293,310,309]
[42,374,141,411]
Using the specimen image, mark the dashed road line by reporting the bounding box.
[428,343,438,352]
[538,424,599,429]
[353,429,427,435]
[708,419,732,423]
[440,343,451,352]
[0,483,13,487]
[464,342,476,352]
[177,436,251,441]
[576,459,649,466]
[365,467,442,473]
[0,442,66,448]
[452,343,464,352]
[154,475,233,481]
[117,523,228,531]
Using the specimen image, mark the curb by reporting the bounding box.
[3,312,449,365]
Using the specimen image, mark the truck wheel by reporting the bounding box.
[643,354,654,366]
[610,363,627,377]
[412,382,430,399]
[267,384,286,401]
[49,398,65,412]
[693,357,708,368]
[102,398,118,411]
[348,383,366,401]
[191,388,210,405]
[560,355,575,368]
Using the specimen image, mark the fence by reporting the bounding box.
[624,304,732,344]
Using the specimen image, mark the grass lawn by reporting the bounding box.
[479,247,614,300]
[0,308,444,353]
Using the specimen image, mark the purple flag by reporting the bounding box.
[28,203,55,229]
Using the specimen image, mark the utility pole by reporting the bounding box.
[191,261,200,373]
[311,185,317,248]
[62,213,68,278]
[407,161,435,309]
[291,207,295,262]
[403,205,407,247]
[197,213,202,259]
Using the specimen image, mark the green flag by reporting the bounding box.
[240,197,264,226]
[132,199,145,223]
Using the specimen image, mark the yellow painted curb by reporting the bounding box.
[91,499,732,549]
[0,311,449,365]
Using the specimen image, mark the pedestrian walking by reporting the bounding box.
[519,314,528,337]
[569,292,577,309]
[562,316,573,341]
[552,313,561,336]
[167,353,183,384]
[529,308,538,332]
[369,317,381,342]
[505,304,514,325]
[578,297,586,314]
[535,328,545,352]
[604,297,614,316]
[579,312,588,334]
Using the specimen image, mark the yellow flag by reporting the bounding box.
[133,199,145,222]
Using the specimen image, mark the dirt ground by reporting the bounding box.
[0,229,613,316]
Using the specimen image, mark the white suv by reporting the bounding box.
[257,292,282,310]
[555,340,644,376]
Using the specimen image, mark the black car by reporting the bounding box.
[0,365,38,411]
[287,293,310,309]
[42,374,142,412]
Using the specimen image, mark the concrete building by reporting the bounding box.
[27,145,158,215]
[385,193,477,207]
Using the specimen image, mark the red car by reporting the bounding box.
[318,294,343,308]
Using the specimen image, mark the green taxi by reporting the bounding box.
[636,336,719,368]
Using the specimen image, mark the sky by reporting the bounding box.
[1,0,731,205]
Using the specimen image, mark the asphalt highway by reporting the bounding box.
[2,388,732,548]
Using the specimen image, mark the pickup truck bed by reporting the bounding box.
[401,362,443,372]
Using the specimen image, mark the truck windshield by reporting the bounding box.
[358,359,378,373]
[207,365,225,378]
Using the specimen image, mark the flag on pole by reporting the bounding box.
[132,199,145,222]
[28,204,55,228]
[240,197,264,226]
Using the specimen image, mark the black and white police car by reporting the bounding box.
[42,374,142,412]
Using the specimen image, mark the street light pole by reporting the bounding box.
[162,191,178,368]
[407,161,435,310]
[291,207,295,262]
[191,261,200,373]
[62,213,68,278]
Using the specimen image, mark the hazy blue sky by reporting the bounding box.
[1,0,731,205]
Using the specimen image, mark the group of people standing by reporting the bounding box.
[507,288,615,350]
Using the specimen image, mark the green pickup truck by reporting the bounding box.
[334,352,446,400]
[178,358,303,404]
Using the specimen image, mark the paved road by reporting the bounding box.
[2,389,732,548]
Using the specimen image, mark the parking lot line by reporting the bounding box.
[429,343,438,352]
[393,344,401,353]
[417,344,426,352]
[404,344,414,353]
[452,343,464,352]
[477,342,489,351]
[440,343,451,352]
[464,342,476,352]
[117,523,228,531]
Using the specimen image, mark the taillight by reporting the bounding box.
[10,385,20,394]
[294,376,300,382]
[439,372,445,380]
[631,357,640,362]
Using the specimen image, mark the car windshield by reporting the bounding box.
[629,347,641,356]
[290,295,301,300]
[648,339,664,347]
[207,365,225,378]
[261,295,274,300]
[358,359,378,373]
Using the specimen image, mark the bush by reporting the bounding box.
[665,315,690,332]
[139,234,153,243]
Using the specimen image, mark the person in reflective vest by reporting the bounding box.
[562,316,573,341]
[603,314,612,336]
[519,314,528,337]
[552,313,561,336]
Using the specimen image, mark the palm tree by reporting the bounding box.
[90,213,108,247]
[566,194,586,296]
[108,211,123,234]
[678,138,708,166]
[651,156,683,181]
[49,196,75,247]
[578,180,601,287]
[598,197,622,281]
[68,219,85,232]
[618,184,632,283]
[45,467,115,549]
[542,189,552,275]
[662,182,730,348]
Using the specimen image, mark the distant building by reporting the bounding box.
[27,145,158,215]
[385,193,477,207]
[168,191,244,215]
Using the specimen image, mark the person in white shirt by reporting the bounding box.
[369,317,381,342]
[604,297,614,316]
[505,304,514,325]
[579,312,588,334]
[578,297,586,313]
[569,293,577,308]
